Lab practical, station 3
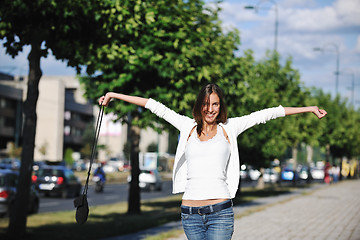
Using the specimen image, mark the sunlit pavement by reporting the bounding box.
[230,179,360,240]
[104,179,360,240]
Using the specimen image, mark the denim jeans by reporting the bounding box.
[181,201,234,240]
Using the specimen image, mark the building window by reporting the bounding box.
[64,126,71,136]
[0,116,4,128]
[64,111,71,121]
[0,98,5,108]
[0,97,16,109]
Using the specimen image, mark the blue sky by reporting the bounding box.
[1,0,359,106]
[217,0,360,106]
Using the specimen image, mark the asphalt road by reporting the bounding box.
[38,180,258,213]
[38,181,173,213]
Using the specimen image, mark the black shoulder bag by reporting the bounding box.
[74,104,104,224]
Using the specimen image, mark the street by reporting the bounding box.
[38,180,258,213]
[38,181,173,213]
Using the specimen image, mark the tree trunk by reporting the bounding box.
[256,168,265,190]
[291,145,298,185]
[291,146,298,170]
[8,42,42,238]
[127,113,141,214]
[325,144,331,163]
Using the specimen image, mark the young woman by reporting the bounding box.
[98,83,327,240]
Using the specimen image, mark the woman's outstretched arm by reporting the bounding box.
[98,92,148,107]
[284,106,327,119]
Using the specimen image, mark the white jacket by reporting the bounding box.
[145,98,285,198]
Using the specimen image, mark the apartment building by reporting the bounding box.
[0,73,23,155]
[0,73,168,162]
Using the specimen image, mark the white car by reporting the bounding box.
[310,167,325,180]
[127,168,162,191]
[263,168,279,183]
[248,169,261,181]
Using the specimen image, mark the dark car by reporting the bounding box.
[0,169,40,217]
[32,166,82,198]
[0,158,21,170]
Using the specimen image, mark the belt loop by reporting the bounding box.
[189,207,192,215]
[209,205,213,212]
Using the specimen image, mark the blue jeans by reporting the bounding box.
[181,201,234,240]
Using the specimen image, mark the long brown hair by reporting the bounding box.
[192,83,228,136]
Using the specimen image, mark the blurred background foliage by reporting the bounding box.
[79,0,360,168]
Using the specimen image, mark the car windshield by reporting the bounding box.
[37,168,63,177]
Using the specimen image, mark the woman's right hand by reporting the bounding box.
[98,92,112,106]
[98,92,148,107]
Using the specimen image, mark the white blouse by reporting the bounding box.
[183,125,231,200]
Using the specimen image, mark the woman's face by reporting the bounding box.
[201,93,220,125]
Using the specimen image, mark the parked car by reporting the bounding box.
[248,168,261,181]
[127,168,162,191]
[32,166,82,198]
[72,160,86,172]
[298,166,310,180]
[107,157,124,172]
[281,168,298,181]
[32,161,47,171]
[0,169,40,217]
[0,158,21,170]
[310,167,325,181]
[240,164,248,180]
[263,168,279,183]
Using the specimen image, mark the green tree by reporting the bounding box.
[7,142,22,159]
[80,0,240,214]
[81,122,96,160]
[312,89,360,179]
[64,148,74,167]
[147,142,158,152]
[37,140,49,160]
[230,52,306,168]
[314,90,347,162]
[0,0,111,237]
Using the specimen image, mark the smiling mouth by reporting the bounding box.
[205,112,216,118]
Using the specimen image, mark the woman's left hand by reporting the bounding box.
[312,106,327,119]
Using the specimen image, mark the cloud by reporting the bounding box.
[281,0,360,33]
[356,36,360,53]
[335,0,360,25]
[279,0,317,8]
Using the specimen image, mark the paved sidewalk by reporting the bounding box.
[104,180,360,240]
[230,179,360,240]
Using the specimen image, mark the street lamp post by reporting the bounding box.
[244,0,279,52]
[313,43,340,94]
[339,70,355,106]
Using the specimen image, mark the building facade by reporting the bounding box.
[0,73,23,155]
[0,73,169,162]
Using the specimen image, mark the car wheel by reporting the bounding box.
[149,184,156,191]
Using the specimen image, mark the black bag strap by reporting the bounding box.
[83,104,104,196]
